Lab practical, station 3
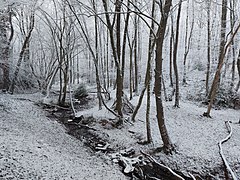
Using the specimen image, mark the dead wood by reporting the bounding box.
[140,151,185,180]
[218,121,238,180]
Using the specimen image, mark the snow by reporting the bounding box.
[0,93,126,180]
[0,71,240,179]
[76,84,240,178]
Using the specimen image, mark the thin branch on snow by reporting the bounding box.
[189,172,196,180]
[140,151,185,180]
[218,121,238,180]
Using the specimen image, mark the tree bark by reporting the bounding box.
[9,12,35,93]
[206,0,211,96]
[0,8,12,91]
[208,0,227,100]
[173,0,182,108]
[236,49,240,92]
[183,0,194,85]
[154,0,174,153]
[102,0,123,118]
[204,23,240,117]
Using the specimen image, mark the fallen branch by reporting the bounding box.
[95,143,110,151]
[189,173,196,180]
[140,150,185,180]
[218,121,237,180]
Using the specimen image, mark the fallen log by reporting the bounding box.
[218,121,238,180]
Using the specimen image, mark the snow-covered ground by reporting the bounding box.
[0,93,126,180]
[78,92,240,178]
[0,70,239,179]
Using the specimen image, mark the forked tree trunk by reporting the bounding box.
[154,0,174,153]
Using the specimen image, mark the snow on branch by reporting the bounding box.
[218,121,238,180]
[140,151,185,180]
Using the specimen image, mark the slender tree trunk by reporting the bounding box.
[93,0,102,110]
[154,0,174,154]
[134,7,138,95]
[206,0,211,96]
[173,0,182,108]
[0,8,12,91]
[131,0,155,124]
[102,0,123,117]
[121,0,130,84]
[235,50,240,92]
[146,75,152,143]
[208,0,227,100]
[9,12,35,93]
[169,16,174,87]
[230,0,236,89]
[129,46,133,100]
[204,23,240,117]
[183,0,194,85]
[115,0,123,118]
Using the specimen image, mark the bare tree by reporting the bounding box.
[131,0,156,143]
[172,0,182,108]
[204,23,240,117]
[183,0,194,85]
[9,5,35,93]
[206,0,211,96]
[154,0,174,153]
[0,6,13,91]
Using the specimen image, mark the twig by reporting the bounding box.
[189,172,196,180]
[218,121,238,180]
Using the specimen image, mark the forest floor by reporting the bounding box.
[0,79,240,179]
[0,93,126,180]
[72,90,240,179]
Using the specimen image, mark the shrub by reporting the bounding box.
[74,84,88,100]
[193,61,205,71]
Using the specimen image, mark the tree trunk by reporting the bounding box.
[121,0,130,84]
[206,0,211,96]
[115,0,123,118]
[169,16,174,87]
[131,0,155,124]
[102,0,123,118]
[183,0,194,85]
[134,6,139,95]
[173,0,182,108]
[230,0,236,89]
[93,0,102,110]
[236,50,240,92]
[154,0,174,153]
[208,0,227,100]
[0,9,11,91]
[204,23,240,117]
[9,12,35,93]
